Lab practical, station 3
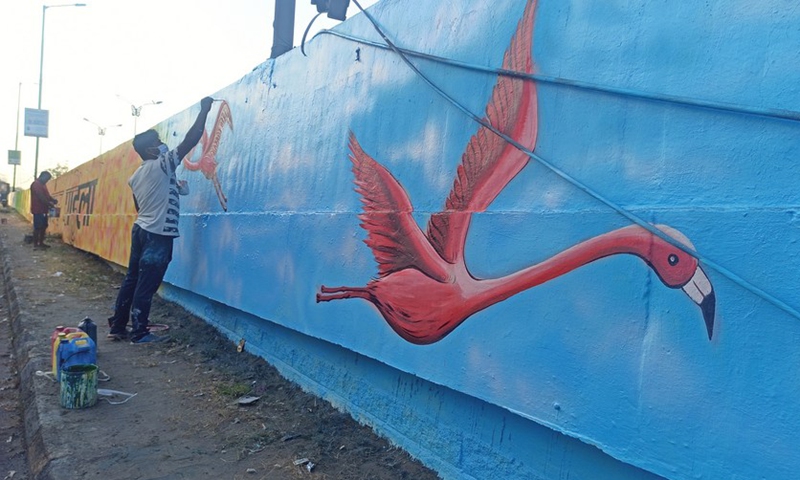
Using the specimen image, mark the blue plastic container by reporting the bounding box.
[56,336,97,381]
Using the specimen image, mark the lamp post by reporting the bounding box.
[34,2,87,180]
[117,95,163,135]
[14,82,22,191]
[132,100,163,135]
[83,118,122,155]
[12,81,39,191]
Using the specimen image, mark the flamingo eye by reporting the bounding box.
[668,254,679,266]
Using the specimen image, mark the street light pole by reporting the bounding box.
[13,81,37,191]
[127,98,163,135]
[33,3,87,181]
[14,82,21,191]
[34,5,46,182]
[83,118,122,155]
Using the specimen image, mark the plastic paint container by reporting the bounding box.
[78,317,98,346]
[50,327,83,375]
[56,335,96,381]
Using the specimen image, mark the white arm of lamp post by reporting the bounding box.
[116,95,163,135]
[84,118,122,155]
[132,100,163,135]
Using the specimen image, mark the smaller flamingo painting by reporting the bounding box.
[183,100,233,211]
[317,0,715,345]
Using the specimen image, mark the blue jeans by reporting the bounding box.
[32,213,48,230]
[109,224,174,341]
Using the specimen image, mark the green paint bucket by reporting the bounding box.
[59,364,98,409]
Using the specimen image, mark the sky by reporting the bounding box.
[0,0,379,190]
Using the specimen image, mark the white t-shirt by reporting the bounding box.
[129,149,185,237]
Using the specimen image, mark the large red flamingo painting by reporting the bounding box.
[317,0,716,344]
[183,100,233,211]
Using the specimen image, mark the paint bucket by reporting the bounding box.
[59,364,98,409]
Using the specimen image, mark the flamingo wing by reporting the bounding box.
[427,0,539,263]
[349,132,449,282]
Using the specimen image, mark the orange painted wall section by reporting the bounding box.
[15,142,141,267]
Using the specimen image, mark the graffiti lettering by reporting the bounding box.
[63,180,98,229]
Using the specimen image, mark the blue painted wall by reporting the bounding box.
[28,0,800,478]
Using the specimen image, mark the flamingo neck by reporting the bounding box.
[476,225,655,309]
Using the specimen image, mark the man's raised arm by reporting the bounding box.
[176,96,214,159]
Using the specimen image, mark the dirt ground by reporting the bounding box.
[0,209,439,480]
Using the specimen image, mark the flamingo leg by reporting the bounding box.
[212,175,228,211]
[317,285,372,302]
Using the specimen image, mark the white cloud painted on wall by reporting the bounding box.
[385,121,451,194]
[335,229,370,271]
[270,143,303,174]
[540,182,572,210]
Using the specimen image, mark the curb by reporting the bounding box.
[1,235,70,480]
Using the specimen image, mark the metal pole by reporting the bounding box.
[34,4,46,181]
[14,82,21,191]
[33,3,86,181]
[270,0,296,58]
[129,101,161,135]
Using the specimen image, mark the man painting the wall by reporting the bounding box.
[29,171,58,249]
[107,96,213,344]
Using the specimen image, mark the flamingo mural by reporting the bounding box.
[317,0,716,345]
[183,100,233,211]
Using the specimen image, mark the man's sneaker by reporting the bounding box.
[106,330,129,341]
[131,333,171,344]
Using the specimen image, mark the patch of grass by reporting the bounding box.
[215,382,251,397]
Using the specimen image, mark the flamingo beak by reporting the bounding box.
[681,266,715,340]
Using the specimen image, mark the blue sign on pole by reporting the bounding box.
[7,150,21,165]
[24,108,49,138]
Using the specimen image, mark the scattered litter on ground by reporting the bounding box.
[96,389,137,405]
[236,395,260,405]
[34,370,56,382]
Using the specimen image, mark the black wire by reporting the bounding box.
[315,29,800,123]
[301,12,325,57]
